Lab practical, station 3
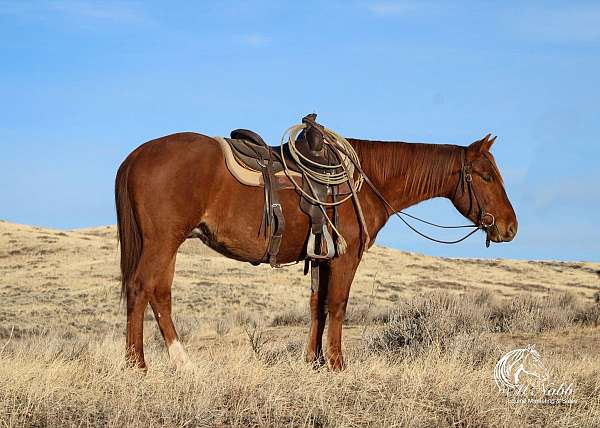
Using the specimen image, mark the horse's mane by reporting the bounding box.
[348,139,462,199]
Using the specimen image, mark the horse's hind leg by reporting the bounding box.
[126,240,182,369]
[148,255,190,369]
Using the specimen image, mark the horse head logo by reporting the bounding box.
[494,345,549,393]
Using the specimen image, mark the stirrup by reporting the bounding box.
[306,227,335,259]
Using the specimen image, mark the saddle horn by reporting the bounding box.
[302,113,324,152]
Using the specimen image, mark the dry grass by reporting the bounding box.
[1,221,600,427]
[364,290,600,355]
[1,320,599,427]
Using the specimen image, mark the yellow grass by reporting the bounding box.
[0,220,599,427]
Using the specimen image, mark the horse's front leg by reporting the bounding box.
[325,252,361,371]
[306,263,330,366]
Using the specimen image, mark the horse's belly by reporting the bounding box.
[197,184,310,265]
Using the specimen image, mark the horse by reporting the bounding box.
[115,131,517,371]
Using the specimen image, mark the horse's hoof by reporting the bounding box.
[175,360,196,373]
[305,351,327,369]
[327,355,345,372]
[168,340,192,371]
[308,359,327,370]
[125,354,147,371]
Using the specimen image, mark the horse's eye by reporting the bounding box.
[483,174,493,182]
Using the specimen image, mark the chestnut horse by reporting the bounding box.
[115,132,517,370]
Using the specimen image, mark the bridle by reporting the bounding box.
[451,148,498,247]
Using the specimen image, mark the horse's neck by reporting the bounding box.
[349,138,461,211]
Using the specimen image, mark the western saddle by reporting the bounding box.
[225,114,350,290]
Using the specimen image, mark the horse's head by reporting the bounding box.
[451,134,517,244]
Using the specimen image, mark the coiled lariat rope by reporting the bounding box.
[280,124,369,254]
[280,124,363,203]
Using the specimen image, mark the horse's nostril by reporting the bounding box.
[507,223,517,238]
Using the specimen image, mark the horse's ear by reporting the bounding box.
[469,133,496,154]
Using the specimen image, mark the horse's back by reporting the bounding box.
[129,131,219,161]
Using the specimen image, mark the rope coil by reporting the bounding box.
[280,124,363,205]
[280,124,368,254]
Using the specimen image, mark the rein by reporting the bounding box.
[281,120,497,250]
[332,141,497,246]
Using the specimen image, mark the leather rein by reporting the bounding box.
[331,141,498,247]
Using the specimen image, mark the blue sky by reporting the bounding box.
[1,1,598,261]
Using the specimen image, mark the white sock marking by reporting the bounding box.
[168,340,190,370]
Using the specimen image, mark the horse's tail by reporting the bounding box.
[115,158,142,302]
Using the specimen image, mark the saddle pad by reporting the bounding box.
[213,136,301,187]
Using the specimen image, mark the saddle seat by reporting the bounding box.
[227,129,300,174]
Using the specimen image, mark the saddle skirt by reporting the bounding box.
[213,136,301,188]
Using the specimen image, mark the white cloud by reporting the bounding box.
[507,4,600,43]
[52,1,146,24]
[366,1,418,16]
[0,0,149,25]
[237,33,270,47]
